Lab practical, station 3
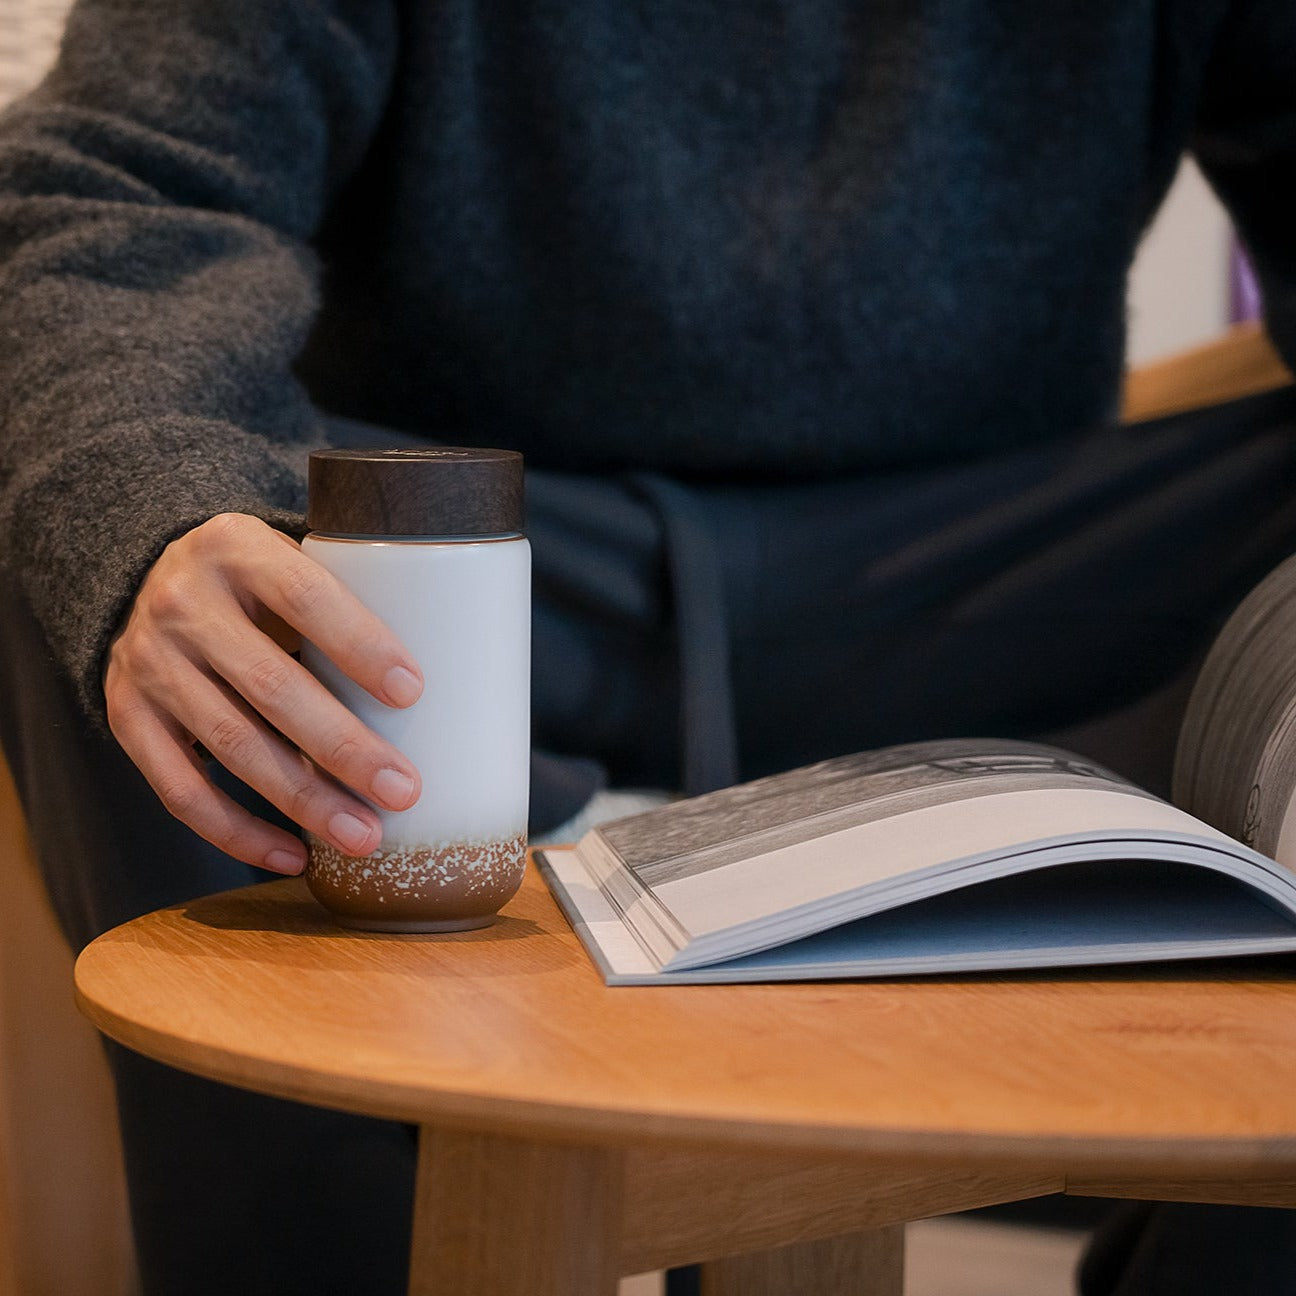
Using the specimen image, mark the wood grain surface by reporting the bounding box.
[0,748,135,1296]
[409,1128,623,1294]
[74,866,1296,1185]
[617,1148,1060,1273]
[695,1229,903,1296]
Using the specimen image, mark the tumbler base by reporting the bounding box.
[330,913,498,934]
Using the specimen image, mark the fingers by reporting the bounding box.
[187,516,424,808]
[202,622,422,814]
[110,662,395,869]
[207,515,424,708]
[107,687,311,874]
[106,513,428,870]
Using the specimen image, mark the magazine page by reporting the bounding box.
[651,790,1257,967]
[1174,553,1296,868]
[574,739,1259,965]
[536,848,1296,984]
[579,739,1163,966]
[595,739,1155,887]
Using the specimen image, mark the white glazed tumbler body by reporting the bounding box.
[302,532,530,930]
[298,445,530,932]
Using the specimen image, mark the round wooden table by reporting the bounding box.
[75,865,1296,1294]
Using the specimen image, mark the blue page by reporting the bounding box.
[683,858,1296,980]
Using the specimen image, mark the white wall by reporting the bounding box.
[0,0,66,106]
[1126,159,1233,366]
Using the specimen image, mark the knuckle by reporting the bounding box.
[245,654,294,706]
[211,829,252,861]
[277,561,330,619]
[206,714,254,765]
[116,634,166,689]
[105,635,134,681]
[199,512,258,550]
[144,569,197,624]
[181,512,264,569]
[195,814,248,860]
[283,777,324,824]
[322,731,364,774]
[156,774,203,822]
[104,689,144,740]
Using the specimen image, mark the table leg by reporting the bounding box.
[408,1125,624,1295]
[697,1228,904,1296]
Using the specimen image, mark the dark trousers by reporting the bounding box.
[1080,1203,1296,1296]
[4,389,1296,1294]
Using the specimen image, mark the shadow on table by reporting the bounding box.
[180,876,544,946]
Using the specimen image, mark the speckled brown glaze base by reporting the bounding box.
[305,832,527,932]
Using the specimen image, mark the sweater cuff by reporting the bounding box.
[0,415,314,730]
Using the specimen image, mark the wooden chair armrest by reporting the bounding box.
[0,749,136,1296]
[1120,321,1294,423]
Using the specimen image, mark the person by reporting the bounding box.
[1,0,1295,1291]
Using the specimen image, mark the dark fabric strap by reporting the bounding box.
[629,472,741,796]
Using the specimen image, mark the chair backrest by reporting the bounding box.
[0,11,139,1287]
[0,747,137,1296]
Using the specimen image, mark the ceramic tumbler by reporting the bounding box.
[301,447,530,931]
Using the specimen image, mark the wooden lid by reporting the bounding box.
[307,447,524,536]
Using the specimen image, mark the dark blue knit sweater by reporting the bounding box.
[0,0,1293,715]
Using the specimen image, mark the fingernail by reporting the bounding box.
[382,665,422,707]
[265,848,305,875]
[372,766,417,809]
[329,811,377,855]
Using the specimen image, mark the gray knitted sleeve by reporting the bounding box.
[0,0,397,722]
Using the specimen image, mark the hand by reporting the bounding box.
[105,513,424,874]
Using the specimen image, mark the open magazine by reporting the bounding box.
[535,555,1296,984]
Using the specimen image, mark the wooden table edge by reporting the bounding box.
[73,977,1296,1192]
